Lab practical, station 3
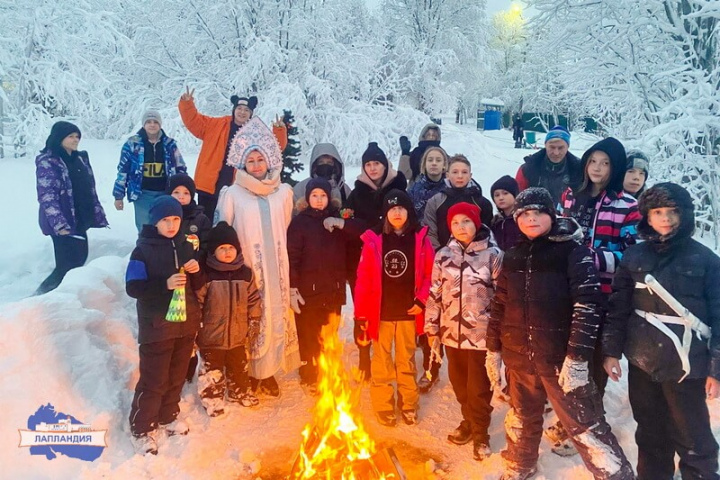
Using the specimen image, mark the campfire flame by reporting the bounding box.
[291,315,388,479]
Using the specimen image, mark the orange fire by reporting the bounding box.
[292,314,388,479]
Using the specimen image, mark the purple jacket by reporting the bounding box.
[36,150,108,236]
[490,213,521,252]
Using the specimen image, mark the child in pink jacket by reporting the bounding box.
[354,189,434,427]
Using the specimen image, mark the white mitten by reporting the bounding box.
[485,351,503,391]
[290,288,305,314]
[323,217,345,232]
[558,357,589,394]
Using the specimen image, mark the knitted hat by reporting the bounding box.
[44,121,81,154]
[166,173,196,199]
[305,177,332,204]
[149,195,183,225]
[207,221,242,254]
[362,142,389,169]
[230,95,258,111]
[513,187,556,221]
[447,202,481,231]
[580,137,627,194]
[382,189,417,227]
[637,182,694,241]
[626,149,650,178]
[544,126,570,146]
[142,109,162,126]
[491,175,519,198]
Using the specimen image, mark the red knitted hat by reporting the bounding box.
[447,202,481,230]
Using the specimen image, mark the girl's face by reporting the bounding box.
[647,207,680,237]
[245,150,269,179]
[623,168,647,194]
[387,206,408,230]
[517,210,553,239]
[493,189,515,213]
[450,214,477,246]
[156,216,181,238]
[447,162,471,188]
[586,151,611,188]
[424,151,446,178]
[424,128,439,141]
[171,185,192,206]
[61,132,80,153]
[308,188,329,210]
[214,244,238,263]
[364,161,386,183]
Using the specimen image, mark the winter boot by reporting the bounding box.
[472,436,491,461]
[447,420,473,445]
[401,409,418,425]
[376,411,397,427]
[417,371,438,394]
[259,376,280,397]
[131,431,159,455]
[201,397,225,417]
[500,464,537,480]
[161,418,189,437]
[544,420,577,456]
[228,388,260,407]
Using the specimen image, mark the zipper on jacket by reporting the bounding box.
[458,256,465,344]
[525,242,533,362]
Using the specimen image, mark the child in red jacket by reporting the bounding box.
[355,189,434,427]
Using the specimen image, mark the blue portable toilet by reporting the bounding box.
[478,98,505,131]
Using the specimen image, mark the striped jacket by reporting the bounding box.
[559,187,640,293]
[113,131,186,202]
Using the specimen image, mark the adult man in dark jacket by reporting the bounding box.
[515,126,582,204]
[486,188,633,480]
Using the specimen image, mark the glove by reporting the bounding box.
[290,288,305,314]
[354,319,370,347]
[558,357,589,394]
[399,136,411,155]
[485,351,503,391]
[428,335,443,366]
[323,217,345,232]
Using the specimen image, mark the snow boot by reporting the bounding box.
[472,436,491,461]
[401,409,418,426]
[131,431,159,455]
[161,418,189,436]
[228,389,260,407]
[501,465,537,480]
[417,372,438,393]
[447,420,473,445]
[259,376,280,397]
[544,420,577,456]
[376,411,397,427]
[201,397,225,417]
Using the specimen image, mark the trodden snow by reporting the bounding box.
[2,120,718,479]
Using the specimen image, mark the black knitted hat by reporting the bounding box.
[361,142,389,169]
[491,175,519,198]
[513,187,557,221]
[305,177,332,205]
[208,221,242,255]
[166,173,196,199]
[44,121,81,154]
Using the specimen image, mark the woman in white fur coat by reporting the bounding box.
[217,116,300,396]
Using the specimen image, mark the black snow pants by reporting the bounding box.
[198,346,249,399]
[36,232,88,294]
[445,347,493,442]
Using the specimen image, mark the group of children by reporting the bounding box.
[123,134,720,480]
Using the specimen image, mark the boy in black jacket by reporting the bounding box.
[126,195,201,455]
[191,222,261,416]
[486,188,632,480]
[603,183,720,479]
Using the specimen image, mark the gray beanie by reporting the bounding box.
[142,109,162,126]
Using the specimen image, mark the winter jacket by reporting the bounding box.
[398,123,441,183]
[515,149,583,204]
[287,200,365,310]
[191,254,261,350]
[125,225,201,344]
[559,188,640,294]
[407,174,445,223]
[354,226,434,341]
[113,130,186,202]
[345,168,408,229]
[423,179,494,251]
[487,217,605,376]
[180,202,212,257]
[603,240,720,383]
[178,98,287,195]
[35,150,108,236]
[425,226,504,350]
[490,213,522,252]
[292,143,352,207]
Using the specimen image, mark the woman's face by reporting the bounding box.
[586,151,611,188]
[424,151,445,178]
[364,161,386,183]
[447,162,471,188]
[61,133,80,152]
[245,150,269,180]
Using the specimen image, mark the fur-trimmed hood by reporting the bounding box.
[637,182,694,243]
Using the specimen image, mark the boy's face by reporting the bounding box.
[171,185,192,206]
[308,188,329,210]
[623,168,646,194]
[156,216,181,238]
[144,119,161,136]
[387,206,408,230]
[517,210,553,239]
[493,189,515,213]
[447,162,471,188]
[647,207,680,236]
[450,214,477,245]
[214,244,238,263]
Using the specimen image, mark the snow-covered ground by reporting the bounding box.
[1,121,717,479]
